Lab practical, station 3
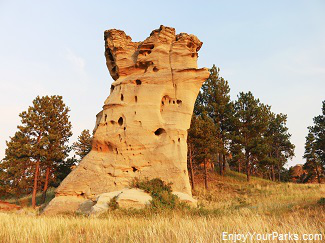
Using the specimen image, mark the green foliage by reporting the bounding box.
[188,65,295,183]
[108,196,119,210]
[318,198,325,206]
[0,95,72,199]
[52,157,77,187]
[230,91,271,181]
[131,178,184,210]
[303,100,324,183]
[73,129,92,161]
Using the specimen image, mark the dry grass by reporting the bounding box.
[0,171,324,242]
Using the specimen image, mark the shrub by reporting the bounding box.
[131,178,184,210]
[318,198,325,206]
[108,196,119,210]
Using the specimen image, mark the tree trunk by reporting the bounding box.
[204,157,208,190]
[271,165,275,181]
[32,160,40,208]
[218,153,223,176]
[277,164,281,182]
[41,167,50,204]
[188,145,195,190]
[245,154,250,182]
[238,161,241,173]
[316,166,321,184]
[222,154,226,174]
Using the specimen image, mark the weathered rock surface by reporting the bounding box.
[172,192,197,207]
[44,25,208,214]
[90,188,152,215]
[43,196,86,215]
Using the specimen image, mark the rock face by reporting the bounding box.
[44,25,209,214]
[89,188,152,215]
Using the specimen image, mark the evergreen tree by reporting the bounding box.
[303,101,324,183]
[0,131,33,197]
[188,112,217,189]
[263,113,295,181]
[231,92,271,182]
[194,65,233,175]
[73,129,92,161]
[0,95,72,206]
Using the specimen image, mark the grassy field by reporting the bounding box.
[0,171,324,242]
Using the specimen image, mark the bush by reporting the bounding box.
[108,196,119,210]
[318,198,325,206]
[131,178,185,210]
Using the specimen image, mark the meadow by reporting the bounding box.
[0,171,324,243]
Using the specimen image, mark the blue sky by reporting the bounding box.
[0,0,324,167]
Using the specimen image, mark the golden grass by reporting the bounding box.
[0,171,324,243]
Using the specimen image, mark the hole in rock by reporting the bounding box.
[110,85,115,92]
[177,100,182,105]
[135,96,138,102]
[104,114,107,121]
[132,167,138,172]
[136,79,142,85]
[154,128,166,136]
[110,120,116,125]
[153,67,159,72]
[118,117,123,126]
[161,101,164,105]
[187,42,194,49]
[191,53,196,58]
[124,127,126,130]
[178,138,181,142]
[121,94,124,101]
[173,100,175,104]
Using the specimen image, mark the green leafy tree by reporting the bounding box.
[73,129,92,161]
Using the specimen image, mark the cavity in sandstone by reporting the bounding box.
[44,25,209,214]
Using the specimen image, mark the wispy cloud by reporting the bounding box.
[65,48,86,71]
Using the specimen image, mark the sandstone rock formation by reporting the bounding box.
[90,188,152,215]
[44,25,209,214]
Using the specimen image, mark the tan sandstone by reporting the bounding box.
[44,25,209,214]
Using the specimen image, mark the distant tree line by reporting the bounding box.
[0,96,92,207]
[187,65,295,189]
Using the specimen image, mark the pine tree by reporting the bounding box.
[231,92,271,182]
[1,95,72,206]
[188,112,217,189]
[194,65,233,175]
[303,101,324,183]
[264,113,294,181]
[0,131,33,197]
[73,129,92,161]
